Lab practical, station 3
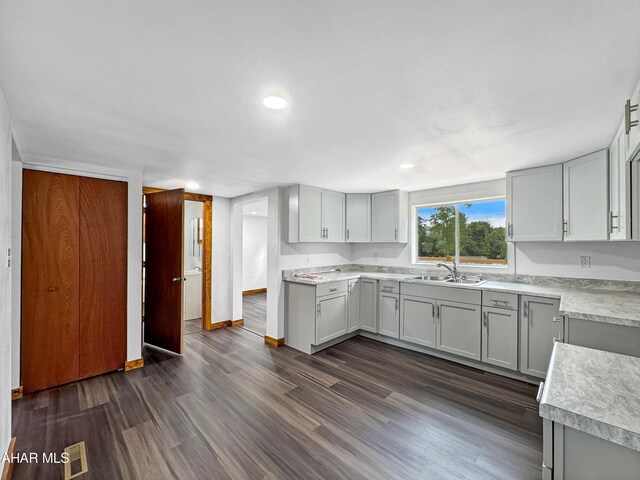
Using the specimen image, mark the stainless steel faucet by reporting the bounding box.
[436,260,458,280]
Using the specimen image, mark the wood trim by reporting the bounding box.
[184,192,213,202]
[243,288,267,296]
[209,320,231,330]
[231,319,244,326]
[124,358,144,371]
[11,387,22,401]
[202,199,213,331]
[1,437,16,480]
[264,336,285,347]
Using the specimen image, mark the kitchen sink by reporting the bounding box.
[411,275,452,282]
[451,277,486,286]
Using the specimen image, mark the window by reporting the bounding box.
[415,198,508,266]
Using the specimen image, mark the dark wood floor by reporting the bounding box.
[12,328,542,479]
[184,317,201,335]
[242,292,266,336]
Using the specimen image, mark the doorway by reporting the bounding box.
[142,187,213,354]
[241,199,268,336]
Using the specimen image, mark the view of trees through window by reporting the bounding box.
[416,199,507,265]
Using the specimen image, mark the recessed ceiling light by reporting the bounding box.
[262,95,287,110]
[186,182,200,190]
[251,211,258,215]
[399,163,416,169]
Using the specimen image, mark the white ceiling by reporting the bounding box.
[243,199,268,218]
[2,1,640,198]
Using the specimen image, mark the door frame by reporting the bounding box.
[143,187,213,331]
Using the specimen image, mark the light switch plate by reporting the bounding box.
[580,256,591,268]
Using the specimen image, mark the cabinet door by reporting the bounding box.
[400,295,436,348]
[482,307,518,371]
[610,123,629,240]
[436,301,481,360]
[506,165,563,241]
[347,280,360,333]
[359,279,377,333]
[563,150,609,241]
[298,185,323,242]
[371,191,398,242]
[346,193,371,242]
[519,295,560,378]
[378,293,399,338]
[322,190,345,242]
[315,293,347,344]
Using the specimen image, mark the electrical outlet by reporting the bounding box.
[580,256,591,268]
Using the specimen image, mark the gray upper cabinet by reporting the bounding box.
[481,306,518,371]
[506,164,564,242]
[519,295,560,378]
[347,279,360,333]
[400,295,436,348]
[288,185,345,243]
[359,279,377,333]
[315,292,348,345]
[563,149,609,241]
[371,190,409,243]
[322,190,345,242]
[609,122,631,240]
[346,193,371,242]
[436,300,481,360]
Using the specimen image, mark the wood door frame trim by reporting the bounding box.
[1,437,16,480]
[243,288,267,296]
[143,187,213,333]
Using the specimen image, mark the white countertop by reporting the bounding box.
[540,342,640,452]
[284,270,640,328]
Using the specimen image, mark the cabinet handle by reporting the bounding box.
[395,298,398,311]
[432,304,435,319]
[563,220,568,235]
[523,301,529,318]
[552,315,562,323]
[317,304,321,317]
[625,98,639,135]
[507,223,512,238]
[395,228,398,240]
[483,311,488,327]
[536,382,545,403]
[610,211,619,232]
[326,227,329,238]
[329,287,337,292]
[347,229,350,240]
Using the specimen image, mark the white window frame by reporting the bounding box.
[411,195,514,273]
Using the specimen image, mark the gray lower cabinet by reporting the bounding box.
[399,294,436,348]
[347,279,360,333]
[359,279,377,333]
[519,295,560,378]
[544,420,640,480]
[379,292,399,338]
[436,300,481,360]
[315,292,348,344]
[482,306,518,370]
[565,317,640,357]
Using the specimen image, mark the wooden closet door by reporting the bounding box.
[22,170,80,394]
[79,177,127,379]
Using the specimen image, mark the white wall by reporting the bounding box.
[10,157,144,391]
[0,87,13,459]
[242,215,267,291]
[212,196,232,324]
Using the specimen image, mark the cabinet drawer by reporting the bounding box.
[379,280,399,294]
[482,291,518,310]
[401,283,481,305]
[316,281,347,297]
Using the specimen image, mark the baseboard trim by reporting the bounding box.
[11,387,22,401]
[2,437,16,480]
[264,336,285,347]
[243,288,267,296]
[231,319,244,326]
[209,319,244,330]
[124,358,144,372]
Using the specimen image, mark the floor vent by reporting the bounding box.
[63,441,88,479]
